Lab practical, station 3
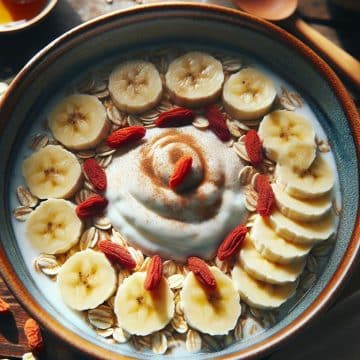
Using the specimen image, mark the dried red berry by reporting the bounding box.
[144,255,163,291]
[0,297,10,314]
[187,256,217,290]
[169,155,193,190]
[244,130,263,166]
[256,175,275,217]
[98,240,136,269]
[24,318,44,354]
[217,224,248,260]
[107,126,146,149]
[204,105,231,141]
[155,107,195,127]
[76,195,108,219]
[83,158,107,192]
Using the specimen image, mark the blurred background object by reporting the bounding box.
[0,0,47,25]
[232,0,360,90]
[0,0,57,33]
[0,0,358,82]
[330,0,360,12]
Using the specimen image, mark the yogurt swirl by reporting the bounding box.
[106,127,247,261]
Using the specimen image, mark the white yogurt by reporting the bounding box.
[106,126,247,261]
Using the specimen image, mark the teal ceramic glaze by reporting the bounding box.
[0,4,359,360]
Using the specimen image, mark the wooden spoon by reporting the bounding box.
[233,0,360,90]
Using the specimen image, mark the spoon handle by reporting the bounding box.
[286,16,360,90]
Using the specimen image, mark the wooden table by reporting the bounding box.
[0,1,359,359]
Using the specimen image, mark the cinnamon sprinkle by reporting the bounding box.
[140,130,207,190]
[169,147,184,164]
[139,130,224,221]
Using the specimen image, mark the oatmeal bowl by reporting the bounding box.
[0,3,359,359]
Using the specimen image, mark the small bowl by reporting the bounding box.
[0,3,359,359]
[0,0,58,33]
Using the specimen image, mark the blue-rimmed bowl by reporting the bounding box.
[0,3,359,359]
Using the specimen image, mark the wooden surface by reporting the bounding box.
[0,277,29,358]
[0,0,359,359]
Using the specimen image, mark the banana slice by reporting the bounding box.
[258,110,316,171]
[222,68,276,121]
[232,263,297,309]
[114,272,174,336]
[249,215,311,264]
[109,60,162,114]
[181,267,240,335]
[23,145,82,199]
[49,94,110,150]
[165,51,224,107]
[272,183,332,222]
[269,209,335,245]
[275,155,335,199]
[239,236,305,285]
[57,249,116,311]
[26,199,83,254]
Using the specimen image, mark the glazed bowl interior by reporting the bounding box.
[0,4,359,360]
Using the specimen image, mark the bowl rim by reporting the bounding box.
[0,0,58,34]
[0,3,359,359]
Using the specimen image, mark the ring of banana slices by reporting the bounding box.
[15,49,338,354]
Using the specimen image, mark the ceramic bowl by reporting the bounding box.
[0,3,359,359]
[0,0,58,33]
